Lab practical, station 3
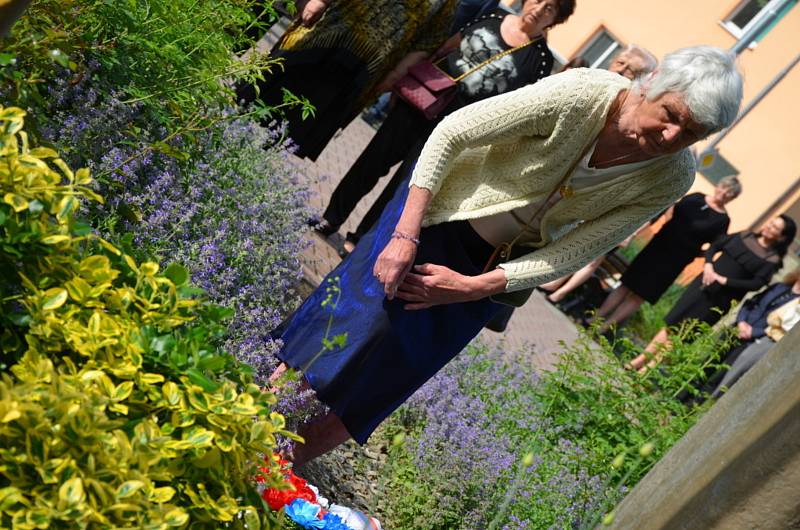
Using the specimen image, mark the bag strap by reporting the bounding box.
[502,139,596,254]
[439,36,543,83]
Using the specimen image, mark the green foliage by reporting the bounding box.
[0,0,283,129]
[0,106,296,528]
[373,317,734,528]
[375,345,612,529]
[534,322,736,483]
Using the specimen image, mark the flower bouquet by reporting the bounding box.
[256,456,382,530]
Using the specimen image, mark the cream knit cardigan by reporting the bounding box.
[410,68,696,303]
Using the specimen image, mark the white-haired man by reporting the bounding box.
[608,44,658,80]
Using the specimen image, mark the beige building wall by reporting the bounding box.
[546,0,800,235]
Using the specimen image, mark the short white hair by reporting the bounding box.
[623,44,658,76]
[642,46,743,135]
[718,175,742,198]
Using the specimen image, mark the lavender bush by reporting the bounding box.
[379,343,610,530]
[38,71,310,387]
[374,317,727,529]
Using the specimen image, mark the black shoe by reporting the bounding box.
[307,217,338,237]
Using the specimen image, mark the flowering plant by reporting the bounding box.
[256,456,383,530]
[258,457,319,512]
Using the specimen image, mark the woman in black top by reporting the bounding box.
[313,0,574,247]
[594,178,740,331]
[634,214,797,371]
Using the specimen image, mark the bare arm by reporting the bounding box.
[661,205,675,223]
[373,185,432,298]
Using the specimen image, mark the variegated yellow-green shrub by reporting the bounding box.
[0,106,298,529]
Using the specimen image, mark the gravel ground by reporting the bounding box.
[296,428,392,521]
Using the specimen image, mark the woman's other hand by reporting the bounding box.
[396,264,506,309]
[298,0,329,27]
[374,238,417,299]
[737,321,753,340]
[701,262,717,287]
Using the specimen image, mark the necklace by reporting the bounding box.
[559,147,649,198]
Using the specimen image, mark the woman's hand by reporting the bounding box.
[373,238,417,299]
[396,264,507,310]
[737,321,753,340]
[298,0,329,27]
[701,262,717,287]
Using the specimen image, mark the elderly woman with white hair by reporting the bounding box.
[271,46,744,466]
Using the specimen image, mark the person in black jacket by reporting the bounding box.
[635,214,797,371]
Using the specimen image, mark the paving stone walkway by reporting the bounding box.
[286,116,582,370]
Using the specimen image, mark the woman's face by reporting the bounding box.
[713,183,737,205]
[760,217,787,243]
[520,0,558,35]
[630,91,707,156]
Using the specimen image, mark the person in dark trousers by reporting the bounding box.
[313,0,575,247]
[361,0,506,128]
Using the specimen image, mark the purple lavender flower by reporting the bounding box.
[38,69,313,424]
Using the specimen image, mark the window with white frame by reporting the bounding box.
[549,48,568,74]
[576,28,623,70]
[722,0,798,41]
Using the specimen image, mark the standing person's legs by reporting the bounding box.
[711,339,774,398]
[594,285,631,321]
[599,291,644,331]
[539,275,570,293]
[322,104,430,230]
[292,412,352,468]
[546,257,603,303]
[629,327,671,371]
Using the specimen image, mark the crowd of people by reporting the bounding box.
[234,0,794,468]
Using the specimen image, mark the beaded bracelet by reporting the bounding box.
[391,230,420,246]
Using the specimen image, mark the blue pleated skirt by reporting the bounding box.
[274,173,503,444]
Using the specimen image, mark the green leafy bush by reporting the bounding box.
[0,106,296,528]
[533,323,735,483]
[0,0,282,129]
